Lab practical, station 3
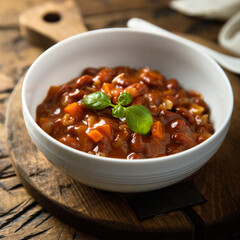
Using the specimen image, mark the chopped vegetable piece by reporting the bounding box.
[163,98,173,110]
[151,121,164,139]
[64,102,84,120]
[41,121,53,135]
[102,83,114,97]
[39,117,49,126]
[189,103,204,115]
[96,124,112,139]
[87,130,104,142]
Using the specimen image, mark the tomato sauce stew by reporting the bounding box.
[36,67,214,159]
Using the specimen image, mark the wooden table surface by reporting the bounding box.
[0,0,240,239]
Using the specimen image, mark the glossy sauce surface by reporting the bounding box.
[36,67,214,159]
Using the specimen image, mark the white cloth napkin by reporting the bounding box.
[170,0,240,55]
[170,0,240,20]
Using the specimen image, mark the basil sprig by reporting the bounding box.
[117,92,133,106]
[82,92,114,110]
[125,105,153,135]
[82,91,153,135]
[112,105,125,118]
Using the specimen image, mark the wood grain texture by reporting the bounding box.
[1,0,240,239]
[19,0,87,48]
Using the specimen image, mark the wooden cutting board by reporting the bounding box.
[5,1,240,239]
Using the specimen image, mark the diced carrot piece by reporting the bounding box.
[102,83,114,97]
[151,121,164,139]
[87,129,103,143]
[64,102,84,120]
[189,103,204,115]
[96,124,112,139]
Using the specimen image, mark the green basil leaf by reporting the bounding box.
[112,105,125,118]
[117,92,133,106]
[82,92,112,110]
[125,105,153,135]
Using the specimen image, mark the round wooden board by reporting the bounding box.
[6,78,195,239]
[5,48,240,240]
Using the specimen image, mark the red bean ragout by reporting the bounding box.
[36,67,214,159]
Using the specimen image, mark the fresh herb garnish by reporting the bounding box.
[112,105,125,118]
[117,92,133,106]
[82,92,114,110]
[82,92,153,135]
[125,105,153,135]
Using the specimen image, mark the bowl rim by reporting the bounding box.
[22,27,234,165]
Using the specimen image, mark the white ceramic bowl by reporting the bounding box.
[22,28,234,192]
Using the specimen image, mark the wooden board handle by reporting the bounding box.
[19,0,87,48]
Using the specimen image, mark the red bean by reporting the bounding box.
[94,68,116,83]
[82,67,100,76]
[172,133,195,149]
[124,83,148,98]
[160,109,181,124]
[166,78,179,90]
[75,75,93,89]
[68,88,86,102]
[146,90,162,106]
[175,90,187,99]
[176,107,195,124]
[140,69,165,87]
[37,104,48,117]
[115,66,137,77]
[171,119,187,131]
[112,73,135,87]
[202,123,214,134]
[127,152,145,159]
[130,133,145,152]
[55,84,72,100]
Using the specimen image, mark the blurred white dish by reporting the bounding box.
[127,18,240,74]
[219,11,240,55]
[22,28,233,192]
[170,0,240,20]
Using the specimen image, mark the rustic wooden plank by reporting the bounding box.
[83,7,223,42]
[190,72,240,240]
[0,93,10,158]
[0,0,45,27]
[0,30,42,84]
[0,0,167,27]
[0,181,97,239]
[19,0,87,49]
[0,74,15,93]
